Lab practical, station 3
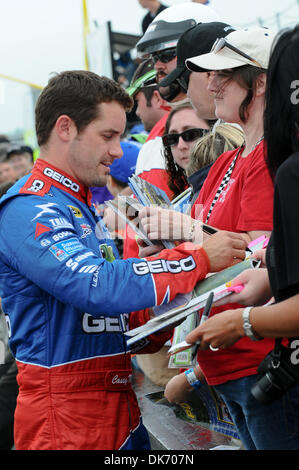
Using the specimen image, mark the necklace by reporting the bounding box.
[242,135,264,156]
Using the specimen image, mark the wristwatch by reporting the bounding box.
[242,307,262,341]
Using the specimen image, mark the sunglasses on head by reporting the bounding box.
[212,37,263,68]
[152,48,177,64]
[141,76,157,89]
[162,128,209,147]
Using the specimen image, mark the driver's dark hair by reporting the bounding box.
[35,70,133,146]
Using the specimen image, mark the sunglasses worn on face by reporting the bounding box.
[152,48,177,64]
[212,37,263,68]
[162,128,208,147]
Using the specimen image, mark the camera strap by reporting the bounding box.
[271,339,283,368]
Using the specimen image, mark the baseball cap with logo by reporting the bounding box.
[126,59,157,97]
[109,141,140,184]
[186,27,276,72]
[159,22,235,90]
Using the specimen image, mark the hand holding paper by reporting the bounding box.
[214,268,271,307]
[138,206,193,242]
[168,285,244,355]
[126,280,245,347]
[185,305,246,351]
[201,231,248,271]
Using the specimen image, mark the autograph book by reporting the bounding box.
[125,257,261,347]
[105,196,175,249]
[128,174,192,213]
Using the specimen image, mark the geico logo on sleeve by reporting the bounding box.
[132,255,196,275]
[44,167,80,193]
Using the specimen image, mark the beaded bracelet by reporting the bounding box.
[188,220,199,242]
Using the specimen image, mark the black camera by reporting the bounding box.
[251,342,299,404]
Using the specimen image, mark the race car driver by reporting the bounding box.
[0,71,247,450]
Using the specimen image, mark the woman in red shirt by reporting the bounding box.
[187,25,299,451]
[139,27,285,449]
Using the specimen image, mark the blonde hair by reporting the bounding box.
[186,123,244,177]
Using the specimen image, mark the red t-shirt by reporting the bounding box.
[191,141,274,231]
[191,141,276,385]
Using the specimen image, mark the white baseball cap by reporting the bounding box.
[186,27,276,72]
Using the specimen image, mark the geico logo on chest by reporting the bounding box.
[82,313,127,333]
[133,255,196,275]
[44,167,80,193]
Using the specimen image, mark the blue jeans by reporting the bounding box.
[214,375,299,450]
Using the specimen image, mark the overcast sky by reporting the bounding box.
[1,0,298,85]
[0,0,298,135]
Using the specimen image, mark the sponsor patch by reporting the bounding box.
[132,255,196,275]
[80,223,92,238]
[49,217,74,230]
[27,179,45,193]
[43,167,80,193]
[40,239,51,247]
[52,231,73,242]
[74,251,94,262]
[82,312,128,334]
[49,237,83,261]
[32,203,58,221]
[68,205,83,218]
[19,175,51,196]
[35,223,52,239]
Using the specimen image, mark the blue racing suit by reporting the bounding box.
[0,159,210,450]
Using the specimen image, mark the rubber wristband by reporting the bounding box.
[184,368,202,390]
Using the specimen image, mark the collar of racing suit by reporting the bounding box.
[24,158,93,206]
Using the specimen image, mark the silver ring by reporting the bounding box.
[209,345,219,351]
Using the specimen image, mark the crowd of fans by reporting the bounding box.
[1,0,299,452]
[0,141,34,194]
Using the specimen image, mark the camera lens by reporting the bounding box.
[251,372,283,404]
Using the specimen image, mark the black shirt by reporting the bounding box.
[142,4,168,33]
[266,152,299,302]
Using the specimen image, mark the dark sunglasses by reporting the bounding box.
[212,37,263,68]
[152,48,177,64]
[141,76,157,89]
[162,128,208,147]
